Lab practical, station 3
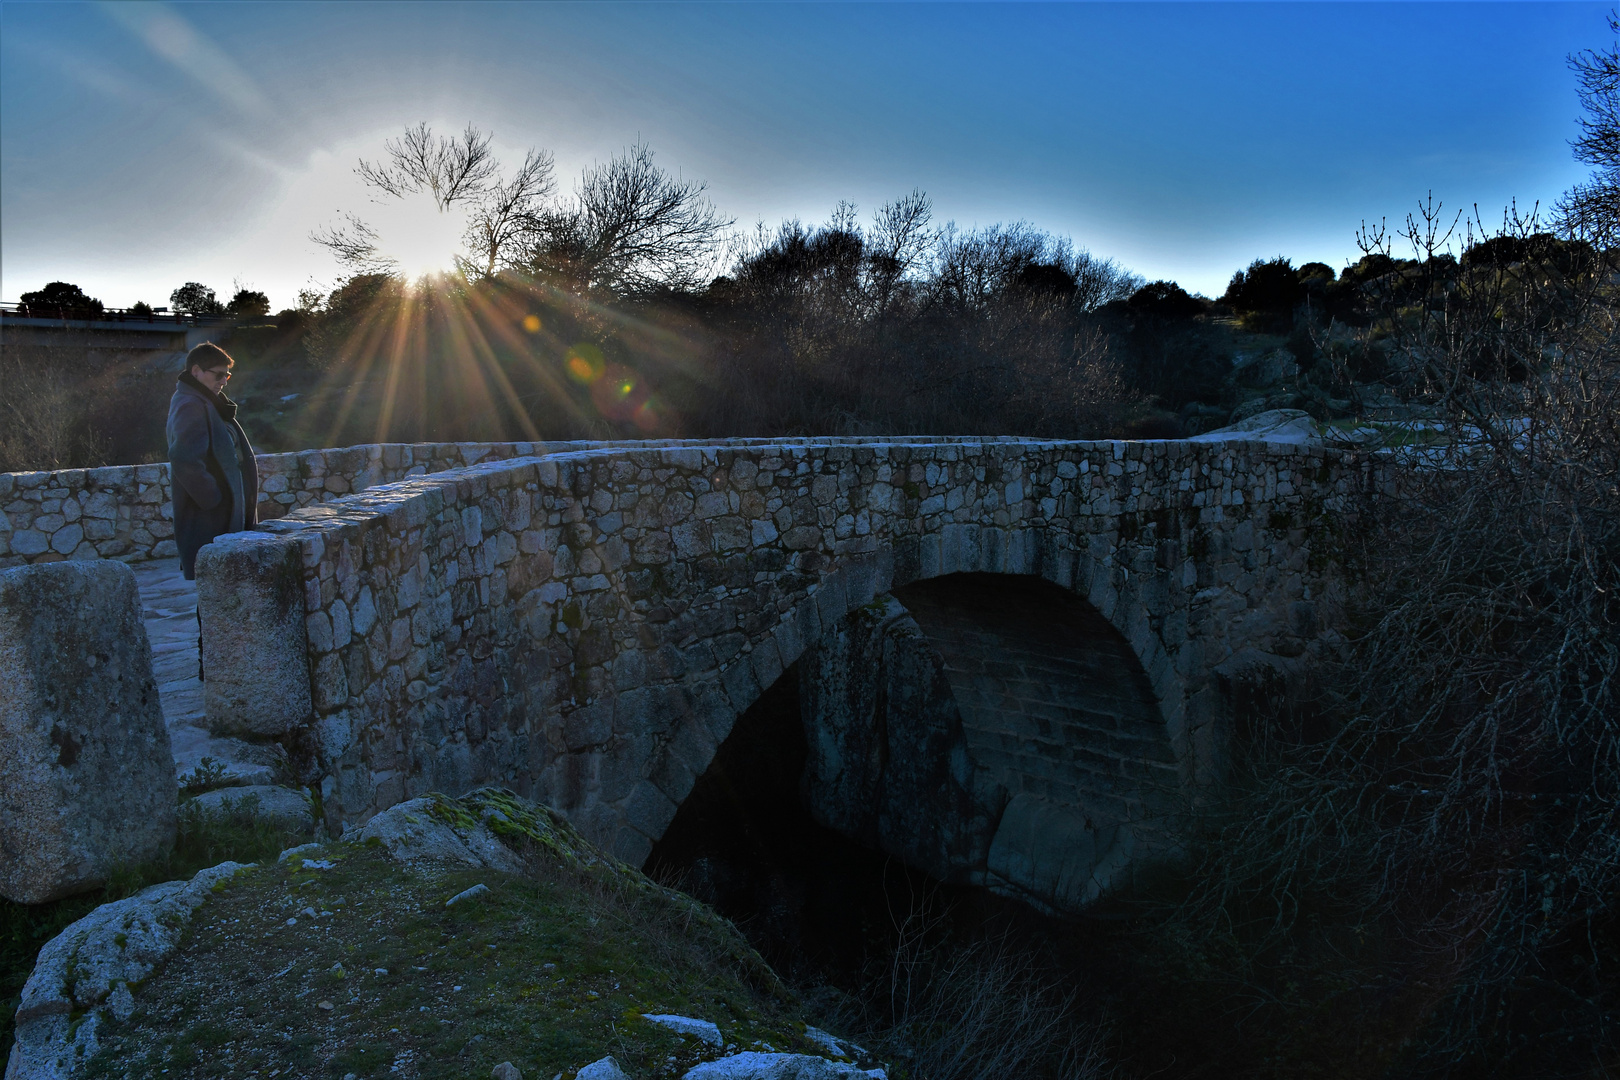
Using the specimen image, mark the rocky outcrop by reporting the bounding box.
[6,790,877,1080]
[5,861,252,1080]
[0,561,176,903]
[352,792,526,873]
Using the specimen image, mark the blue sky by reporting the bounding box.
[0,1,1607,309]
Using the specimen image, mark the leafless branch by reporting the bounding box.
[357,121,499,211]
[309,212,398,274]
[461,149,557,278]
[523,142,732,296]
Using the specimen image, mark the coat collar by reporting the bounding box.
[174,377,214,405]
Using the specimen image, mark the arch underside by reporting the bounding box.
[783,572,1178,912]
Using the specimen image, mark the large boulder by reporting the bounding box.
[1189,408,1321,446]
[0,562,177,904]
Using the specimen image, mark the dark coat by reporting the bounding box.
[167,379,258,579]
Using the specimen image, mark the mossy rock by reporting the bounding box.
[71,790,815,1080]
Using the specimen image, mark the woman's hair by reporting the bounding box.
[185,341,234,373]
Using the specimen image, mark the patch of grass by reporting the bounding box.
[0,795,311,1071]
[78,832,819,1080]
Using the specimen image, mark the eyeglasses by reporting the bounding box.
[203,368,232,380]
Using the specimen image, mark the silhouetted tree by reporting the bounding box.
[226,289,271,318]
[522,142,732,297]
[356,121,498,210]
[1557,12,1620,243]
[1221,256,1304,327]
[18,282,104,319]
[169,282,224,316]
[460,149,556,278]
[1126,280,1204,320]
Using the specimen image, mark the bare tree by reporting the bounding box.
[356,121,499,210]
[1558,14,1620,243]
[458,149,557,278]
[526,142,733,296]
[867,190,935,315]
[928,222,1139,312]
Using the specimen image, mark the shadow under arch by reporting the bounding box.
[648,563,1178,917]
[886,572,1176,909]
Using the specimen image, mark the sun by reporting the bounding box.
[366,197,471,279]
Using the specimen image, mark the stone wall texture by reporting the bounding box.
[0,441,615,567]
[192,436,1379,883]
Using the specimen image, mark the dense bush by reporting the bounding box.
[1163,200,1620,1078]
[1221,256,1305,328]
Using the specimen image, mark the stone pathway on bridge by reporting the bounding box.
[133,560,283,788]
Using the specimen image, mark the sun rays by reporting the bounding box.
[297,271,691,450]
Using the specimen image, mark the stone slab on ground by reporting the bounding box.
[0,561,177,904]
[187,785,314,835]
[683,1053,887,1079]
[577,1057,631,1080]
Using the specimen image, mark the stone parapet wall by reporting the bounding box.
[0,437,989,567]
[0,442,550,567]
[198,436,1379,872]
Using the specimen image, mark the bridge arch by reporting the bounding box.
[628,548,1183,912]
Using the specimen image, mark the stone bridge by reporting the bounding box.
[171,435,1366,911]
[2,435,1371,912]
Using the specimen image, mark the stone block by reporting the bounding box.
[197,534,314,737]
[10,531,47,557]
[0,561,176,903]
[985,794,1132,911]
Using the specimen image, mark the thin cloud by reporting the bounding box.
[99,1,269,118]
[14,36,138,101]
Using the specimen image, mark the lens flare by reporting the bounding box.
[522,314,542,334]
[632,398,660,432]
[565,342,605,384]
[589,361,652,422]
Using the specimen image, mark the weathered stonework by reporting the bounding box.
[0,562,176,903]
[187,436,1377,893]
[197,535,313,737]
